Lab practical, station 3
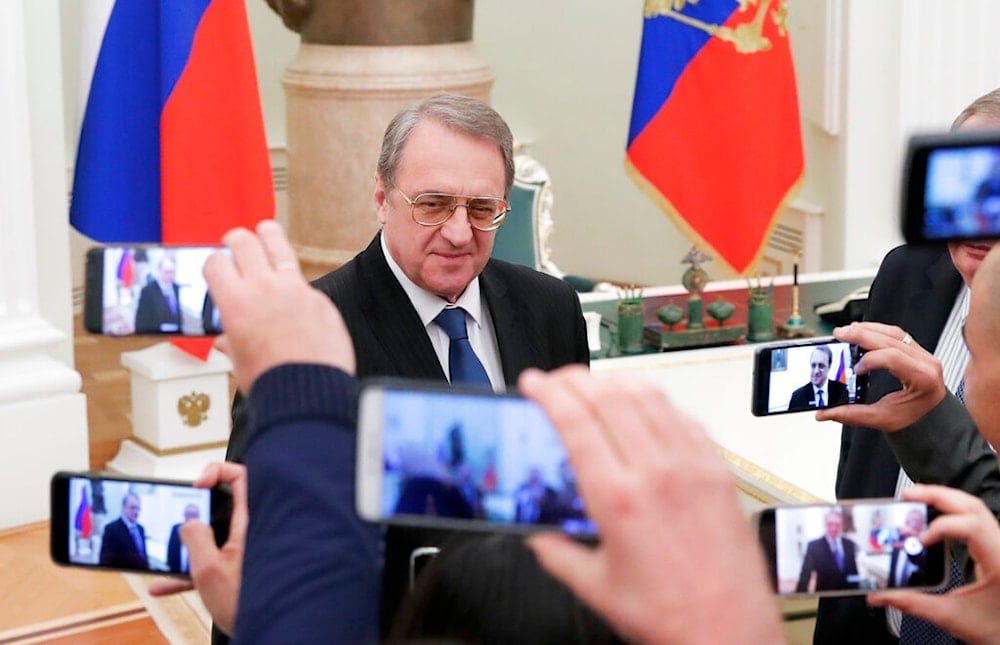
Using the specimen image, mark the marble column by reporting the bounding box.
[0,0,89,529]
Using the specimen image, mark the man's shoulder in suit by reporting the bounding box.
[482,257,580,302]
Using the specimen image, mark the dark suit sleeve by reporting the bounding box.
[788,384,811,411]
[796,541,817,592]
[844,539,859,578]
[167,525,181,573]
[828,380,849,406]
[233,364,380,644]
[884,393,1000,575]
[134,284,160,333]
[226,392,250,463]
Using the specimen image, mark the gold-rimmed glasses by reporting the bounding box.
[390,183,508,231]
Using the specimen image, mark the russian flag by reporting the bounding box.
[70,0,274,358]
[835,349,847,384]
[626,0,804,274]
[74,485,92,540]
[116,250,134,289]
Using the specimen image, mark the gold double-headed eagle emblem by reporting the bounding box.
[177,391,211,427]
[644,0,789,54]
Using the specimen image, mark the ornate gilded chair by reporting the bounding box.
[492,153,607,292]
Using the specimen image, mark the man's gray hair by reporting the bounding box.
[376,93,515,195]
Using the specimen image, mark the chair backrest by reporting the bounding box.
[491,153,565,278]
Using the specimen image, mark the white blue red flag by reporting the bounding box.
[71,0,274,358]
[626,0,804,274]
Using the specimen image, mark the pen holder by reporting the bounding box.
[747,292,775,342]
[617,298,645,354]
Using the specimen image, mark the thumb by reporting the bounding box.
[148,578,194,596]
[526,533,603,601]
[181,521,219,567]
[868,590,959,631]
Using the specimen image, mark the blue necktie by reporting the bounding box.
[164,288,177,316]
[832,541,843,570]
[435,308,491,388]
[817,389,825,408]
[129,524,145,555]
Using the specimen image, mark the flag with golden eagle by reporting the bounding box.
[626,0,804,274]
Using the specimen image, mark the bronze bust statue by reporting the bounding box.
[265,0,473,45]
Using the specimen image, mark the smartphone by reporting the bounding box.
[355,378,596,537]
[902,129,1000,244]
[754,499,949,597]
[84,245,225,336]
[751,336,868,416]
[50,471,232,577]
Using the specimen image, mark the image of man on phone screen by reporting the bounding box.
[98,491,149,570]
[787,346,847,412]
[134,255,182,334]
[796,508,859,593]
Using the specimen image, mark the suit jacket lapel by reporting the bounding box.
[904,251,963,351]
[355,235,446,381]
[481,262,537,385]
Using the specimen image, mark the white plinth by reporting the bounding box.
[109,343,233,479]
[120,343,233,453]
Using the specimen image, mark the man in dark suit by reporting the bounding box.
[814,243,1000,643]
[134,255,182,333]
[99,492,149,570]
[223,93,588,637]
[814,90,1000,645]
[167,504,201,574]
[796,508,859,593]
[787,345,848,411]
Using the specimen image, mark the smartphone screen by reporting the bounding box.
[84,245,224,336]
[356,379,596,537]
[902,130,1000,244]
[50,471,232,577]
[751,337,868,416]
[755,499,948,597]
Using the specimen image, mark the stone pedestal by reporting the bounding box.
[283,42,494,279]
[106,343,232,480]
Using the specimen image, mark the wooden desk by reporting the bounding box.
[581,269,877,506]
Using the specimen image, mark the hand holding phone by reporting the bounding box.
[751,337,868,416]
[867,484,1000,644]
[355,378,597,537]
[50,471,232,577]
[754,499,949,597]
[519,366,788,645]
[814,322,949,431]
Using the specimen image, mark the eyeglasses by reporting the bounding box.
[390,183,508,231]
